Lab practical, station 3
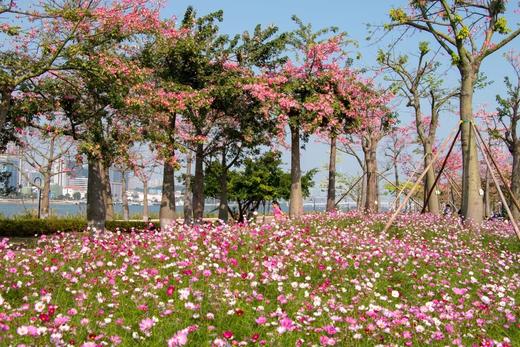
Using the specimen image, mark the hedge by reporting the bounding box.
[0,218,147,237]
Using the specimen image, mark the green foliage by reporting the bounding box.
[450,52,460,65]
[418,41,430,55]
[388,8,408,23]
[204,151,316,220]
[0,217,146,237]
[456,26,470,41]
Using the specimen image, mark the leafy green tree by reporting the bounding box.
[143,6,287,224]
[205,151,316,222]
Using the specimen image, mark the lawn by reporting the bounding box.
[0,212,518,346]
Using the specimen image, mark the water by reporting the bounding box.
[0,201,343,218]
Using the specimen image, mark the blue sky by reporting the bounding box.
[160,1,518,199]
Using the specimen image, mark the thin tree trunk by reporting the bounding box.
[393,162,400,210]
[460,67,483,222]
[359,170,367,210]
[160,160,176,229]
[142,179,149,222]
[121,171,129,221]
[511,145,520,220]
[40,136,57,219]
[87,157,106,230]
[484,168,491,219]
[364,147,378,213]
[218,151,229,221]
[289,124,303,218]
[326,136,337,212]
[40,171,51,219]
[102,163,114,221]
[423,143,440,214]
[184,150,193,224]
[192,144,205,222]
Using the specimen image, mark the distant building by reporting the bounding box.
[51,159,70,188]
[0,154,21,191]
[64,176,88,198]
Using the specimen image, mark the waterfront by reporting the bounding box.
[0,200,349,218]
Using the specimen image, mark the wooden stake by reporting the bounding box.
[472,124,520,241]
[382,123,462,234]
[393,152,429,205]
[473,125,520,214]
[335,174,364,207]
[422,127,461,213]
[377,172,422,208]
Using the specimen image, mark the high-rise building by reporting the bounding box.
[51,159,70,188]
[0,155,21,191]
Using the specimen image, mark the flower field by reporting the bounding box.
[0,213,518,346]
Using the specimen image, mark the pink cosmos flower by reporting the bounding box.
[319,335,336,346]
[223,330,233,339]
[168,328,189,346]
[323,325,337,335]
[277,294,288,304]
[212,338,227,347]
[139,318,155,333]
[256,316,267,325]
[110,335,122,345]
[26,325,39,337]
[453,287,468,295]
[277,317,296,334]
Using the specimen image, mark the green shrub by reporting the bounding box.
[0,217,147,237]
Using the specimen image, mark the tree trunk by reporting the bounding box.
[102,163,114,221]
[160,160,176,229]
[121,171,129,221]
[326,136,337,212]
[87,157,106,230]
[364,147,378,213]
[289,125,303,218]
[484,168,491,219]
[359,170,366,210]
[511,145,520,220]
[218,152,229,221]
[40,171,51,219]
[192,144,205,222]
[142,179,149,222]
[423,142,440,214]
[393,162,400,210]
[459,67,483,222]
[40,135,57,219]
[184,150,193,224]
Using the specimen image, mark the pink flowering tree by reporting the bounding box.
[140,7,288,224]
[245,17,353,218]
[386,0,520,222]
[0,0,175,150]
[31,0,179,229]
[347,78,397,213]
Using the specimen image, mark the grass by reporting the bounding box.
[0,212,518,346]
